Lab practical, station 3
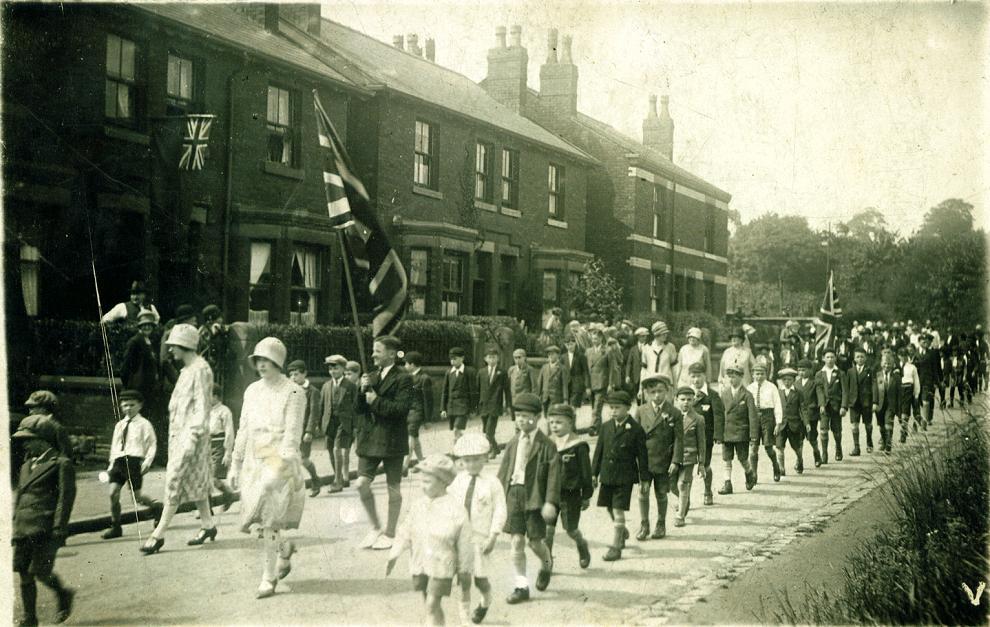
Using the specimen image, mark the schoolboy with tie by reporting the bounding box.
[714,366,758,494]
[689,361,723,505]
[845,347,875,455]
[872,352,901,454]
[321,354,358,493]
[477,347,510,457]
[586,329,620,436]
[537,346,569,420]
[563,335,590,408]
[795,359,824,467]
[672,386,705,527]
[634,373,683,541]
[747,363,783,482]
[102,389,159,539]
[775,368,806,474]
[897,347,923,436]
[442,346,478,442]
[815,349,847,463]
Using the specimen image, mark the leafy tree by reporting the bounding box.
[728,213,826,293]
[917,198,975,240]
[562,257,623,322]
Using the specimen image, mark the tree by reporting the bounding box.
[917,198,974,240]
[562,258,623,322]
[728,213,826,294]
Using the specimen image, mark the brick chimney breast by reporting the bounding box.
[509,25,522,47]
[643,94,664,150]
[425,38,436,62]
[657,95,674,161]
[483,25,528,112]
[538,32,578,117]
[547,28,558,64]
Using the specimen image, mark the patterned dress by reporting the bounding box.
[232,376,307,533]
[164,356,214,504]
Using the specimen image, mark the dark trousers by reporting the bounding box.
[592,390,607,430]
[481,412,500,452]
[568,386,584,408]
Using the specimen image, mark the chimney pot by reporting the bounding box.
[407,33,420,55]
[546,28,558,64]
[649,94,658,116]
[425,38,436,62]
[509,25,522,47]
[561,34,573,64]
[496,26,507,48]
[393,35,404,49]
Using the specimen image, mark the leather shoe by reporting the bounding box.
[140,537,164,555]
[673,517,685,528]
[577,538,591,569]
[102,526,122,540]
[506,587,530,604]
[850,447,861,457]
[535,564,552,591]
[718,481,733,495]
[745,471,756,491]
[54,587,74,624]
[636,521,650,541]
[471,605,489,624]
[651,520,666,539]
[704,492,714,505]
[187,526,218,546]
[602,546,622,561]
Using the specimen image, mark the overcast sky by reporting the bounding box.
[324,1,986,235]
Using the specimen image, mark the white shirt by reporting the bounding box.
[448,472,507,540]
[108,414,157,469]
[747,380,783,424]
[450,365,464,376]
[822,365,838,382]
[208,402,235,455]
[900,362,920,398]
[511,432,532,485]
[379,364,394,381]
[101,302,161,324]
[388,492,474,579]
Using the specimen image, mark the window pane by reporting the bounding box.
[410,250,428,286]
[105,81,116,117]
[180,58,192,99]
[542,271,558,302]
[167,56,179,96]
[278,89,290,126]
[250,242,272,283]
[117,84,131,118]
[120,39,135,80]
[106,35,120,76]
[267,87,278,124]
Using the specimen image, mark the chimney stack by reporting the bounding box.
[406,33,421,56]
[538,29,578,117]
[643,94,663,151]
[393,35,404,49]
[263,4,279,33]
[483,25,529,112]
[657,95,674,161]
[425,38,436,62]
[509,25,522,47]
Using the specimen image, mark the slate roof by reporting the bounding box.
[316,19,593,163]
[133,4,363,92]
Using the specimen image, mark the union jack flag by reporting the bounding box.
[313,91,408,336]
[814,270,842,354]
[178,115,213,170]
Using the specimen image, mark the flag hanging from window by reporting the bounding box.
[179,115,213,170]
[313,90,408,336]
[814,270,842,354]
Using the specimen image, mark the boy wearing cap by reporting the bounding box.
[478,347,510,457]
[545,403,593,569]
[586,329,620,435]
[846,347,875,455]
[387,454,473,627]
[715,366,758,494]
[872,352,901,454]
[288,360,324,497]
[592,391,649,561]
[795,360,824,467]
[120,311,161,431]
[719,329,756,387]
[496,392,560,604]
[23,391,74,460]
[672,386,705,526]
[103,389,159,539]
[508,349,540,415]
[815,349,848,462]
[688,361,722,505]
[537,346,569,420]
[403,351,434,471]
[635,374,683,540]
[449,434,507,624]
[747,363,783,482]
[442,347,478,442]
[775,369,806,474]
[321,355,358,493]
[12,416,77,626]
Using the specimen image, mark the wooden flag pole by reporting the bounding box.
[338,230,368,372]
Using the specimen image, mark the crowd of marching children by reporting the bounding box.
[11,287,988,625]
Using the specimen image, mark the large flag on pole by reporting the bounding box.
[814,270,842,354]
[314,91,408,336]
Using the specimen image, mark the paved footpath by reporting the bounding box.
[19,401,980,625]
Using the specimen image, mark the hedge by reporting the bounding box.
[28,318,155,378]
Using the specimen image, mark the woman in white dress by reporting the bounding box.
[140,323,216,554]
[675,327,712,388]
[229,337,307,599]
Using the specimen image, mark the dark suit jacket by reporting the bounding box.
[873,369,901,419]
[537,361,569,405]
[407,369,434,422]
[563,347,590,395]
[779,386,804,428]
[795,376,819,422]
[716,386,759,443]
[507,364,539,418]
[692,386,724,447]
[317,376,358,437]
[586,345,619,392]
[636,401,684,474]
[441,366,477,416]
[591,416,650,486]
[478,366,509,416]
[300,383,322,440]
[681,409,707,466]
[496,429,560,510]
[845,365,874,408]
[815,368,846,411]
[356,366,412,457]
[915,348,943,389]
[13,453,76,539]
[121,332,159,395]
[625,343,647,394]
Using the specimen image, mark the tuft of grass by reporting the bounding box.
[765,405,990,625]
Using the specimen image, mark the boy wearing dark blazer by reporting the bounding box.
[715,366,758,494]
[689,361,724,505]
[478,347,510,456]
[562,335,590,407]
[586,330,621,435]
[634,374,683,541]
[508,348,540,416]
[795,359,823,467]
[872,352,901,454]
[815,349,848,463]
[402,351,434,471]
[537,346,569,418]
[845,348,875,455]
[320,355,359,493]
[441,346,478,442]
[12,416,77,626]
[775,368,806,473]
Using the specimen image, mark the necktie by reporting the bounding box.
[490,367,495,383]
[464,475,477,519]
[654,348,661,372]
[756,384,762,408]
[120,418,132,451]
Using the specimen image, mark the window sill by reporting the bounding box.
[103,125,150,145]
[412,185,444,200]
[547,218,569,229]
[474,199,497,212]
[500,207,522,218]
[262,161,305,180]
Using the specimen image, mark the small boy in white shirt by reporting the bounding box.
[746,364,783,482]
[102,389,159,539]
[449,433,507,624]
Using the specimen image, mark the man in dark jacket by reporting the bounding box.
[562,335,590,407]
[12,416,76,626]
[915,334,943,424]
[441,346,478,442]
[356,336,413,551]
[845,348,874,455]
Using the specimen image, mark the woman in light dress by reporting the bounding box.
[675,327,712,388]
[229,337,307,599]
[140,323,217,554]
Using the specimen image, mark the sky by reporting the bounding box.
[323,0,987,235]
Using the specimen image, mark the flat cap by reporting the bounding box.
[675,386,696,397]
[797,359,814,370]
[324,354,347,366]
[604,390,632,406]
[512,392,541,414]
[641,373,672,388]
[24,390,58,408]
[687,362,707,375]
[286,359,308,373]
[12,415,58,445]
[778,367,798,378]
[752,363,768,374]
[512,348,527,358]
[547,403,575,421]
[417,454,456,486]
[725,365,743,376]
[545,345,560,354]
[118,389,145,403]
[453,432,491,457]
[634,327,650,337]
[448,346,466,358]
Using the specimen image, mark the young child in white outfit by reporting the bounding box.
[449,433,507,624]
